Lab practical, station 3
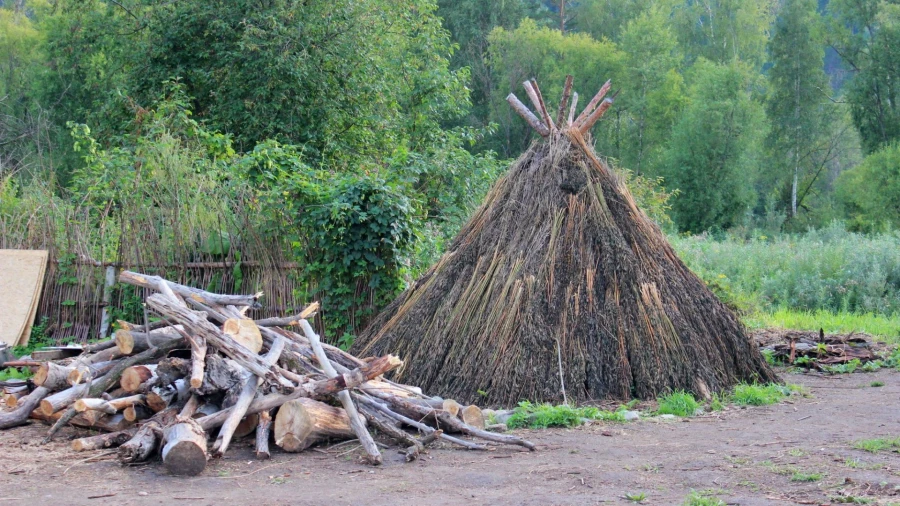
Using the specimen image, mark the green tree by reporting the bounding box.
[486,19,625,156]
[671,0,775,68]
[436,0,549,129]
[835,142,900,231]
[570,0,653,42]
[0,0,53,179]
[765,0,832,220]
[602,5,684,175]
[829,0,900,154]
[662,59,767,232]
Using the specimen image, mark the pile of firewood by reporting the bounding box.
[0,271,534,475]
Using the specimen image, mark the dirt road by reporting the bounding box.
[1,369,898,505]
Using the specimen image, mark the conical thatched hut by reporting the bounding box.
[353,77,776,405]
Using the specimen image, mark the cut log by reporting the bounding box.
[75,394,145,415]
[40,382,91,416]
[115,329,182,355]
[157,357,191,387]
[119,423,161,464]
[211,336,284,457]
[233,413,259,439]
[0,386,50,429]
[161,417,208,476]
[145,294,289,388]
[3,390,25,408]
[147,379,189,412]
[191,402,220,420]
[443,400,462,418]
[194,355,242,396]
[73,428,138,452]
[121,365,157,393]
[300,320,381,464]
[460,405,485,429]
[255,410,272,460]
[33,362,74,390]
[123,404,153,422]
[67,361,117,386]
[120,270,261,307]
[74,398,117,415]
[274,398,355,452]
[222,318,263,353]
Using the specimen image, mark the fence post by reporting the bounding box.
[98,265,116,340]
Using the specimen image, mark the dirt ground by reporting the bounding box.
[1,368,898,506]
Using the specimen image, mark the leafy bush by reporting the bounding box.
[0,367,32,381]
[672,223,900,316]
[657,390,699,417]
[836,143,900,232]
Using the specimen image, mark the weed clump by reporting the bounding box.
[731,383,792,406]
[506,401,625,429]
[657,390,699,417]
[853,437,900,453]
[683,491,726,506]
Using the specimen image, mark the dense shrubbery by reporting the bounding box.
[672,223,900,315]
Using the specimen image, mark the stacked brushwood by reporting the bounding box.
[0,271,534,475]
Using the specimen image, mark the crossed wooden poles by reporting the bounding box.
[506,75,617,136]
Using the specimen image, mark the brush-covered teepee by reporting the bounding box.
[353,77,777,405]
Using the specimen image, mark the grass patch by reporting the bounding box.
[657,390,699,417]
[682,491,726,506]
[744,308,900,345]
[790,471,822,482]
[870,381,885,387]
[853,437,900,453]
[731,383,792,406]
[505,401,625,429]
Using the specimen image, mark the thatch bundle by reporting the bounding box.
[354,77,776,405]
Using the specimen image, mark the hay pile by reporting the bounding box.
[354,77,777,405]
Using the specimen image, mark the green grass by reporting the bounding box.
[505,401,625,429]
[790,471,822,482]
[731,383,792,406]
[682,491,726,506]
[657,390,699,417]
[744,308,900,344]
[870,381,885,387]
[853,437,900,453]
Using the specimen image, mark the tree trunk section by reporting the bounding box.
[161,417,208,476]
[121,365,157,393]
[33,363,74,390]
[274,398,355,452]
[72,428,138,452]
[255,410,272,460]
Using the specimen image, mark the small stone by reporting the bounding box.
[622,410,640,421]
[659,414,676,420]
[138,492,148,497]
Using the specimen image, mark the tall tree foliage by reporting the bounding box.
[830,0,900,154]
[765,0,831,219]
[603,5,684,175]
[486,19,625,156]
[671,0,775,68]
[436,0,543,128]
[663,59,767,232]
